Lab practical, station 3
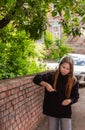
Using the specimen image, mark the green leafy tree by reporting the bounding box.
[44,31,54,49]
[52,0,85,36]
[55,39,73,59]
[0,0,85,39]
[44,37,73,60]
[0,0,49,39]
[0,24,46,79]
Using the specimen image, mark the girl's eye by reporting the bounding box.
[62,66,70,70]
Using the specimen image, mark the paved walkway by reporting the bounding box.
[36,87,85,130]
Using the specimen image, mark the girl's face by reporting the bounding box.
[60,63,70,76]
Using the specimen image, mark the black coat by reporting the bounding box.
[33,71,79,118]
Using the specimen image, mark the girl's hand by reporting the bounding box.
[45,84,55,92]
[40,81,55,92]
[61,99,72,106]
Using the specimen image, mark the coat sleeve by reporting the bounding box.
[33,71,54,85]
[70,81,79,104]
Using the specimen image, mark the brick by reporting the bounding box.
[1,85,8,92]
[0,74,44,130]
[15,126,19,130]
[12,122,18,129]
[0,124,6,130]
[0,92,6,99]
[0,98,4,106]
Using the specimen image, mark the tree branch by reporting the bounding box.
[0,0,23,29]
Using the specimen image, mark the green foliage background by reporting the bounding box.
[0,0,85,38]
[0,0,85,79]
[0,24,46,79]
[44,31,73,60]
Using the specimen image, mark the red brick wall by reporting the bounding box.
[0,75,45,130]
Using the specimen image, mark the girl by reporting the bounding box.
[33,56,79,130]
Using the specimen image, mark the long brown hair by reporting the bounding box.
[53,56,76,98]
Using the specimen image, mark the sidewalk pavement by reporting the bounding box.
[35,87,85,130]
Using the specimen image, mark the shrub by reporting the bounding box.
[0,25,46,79]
